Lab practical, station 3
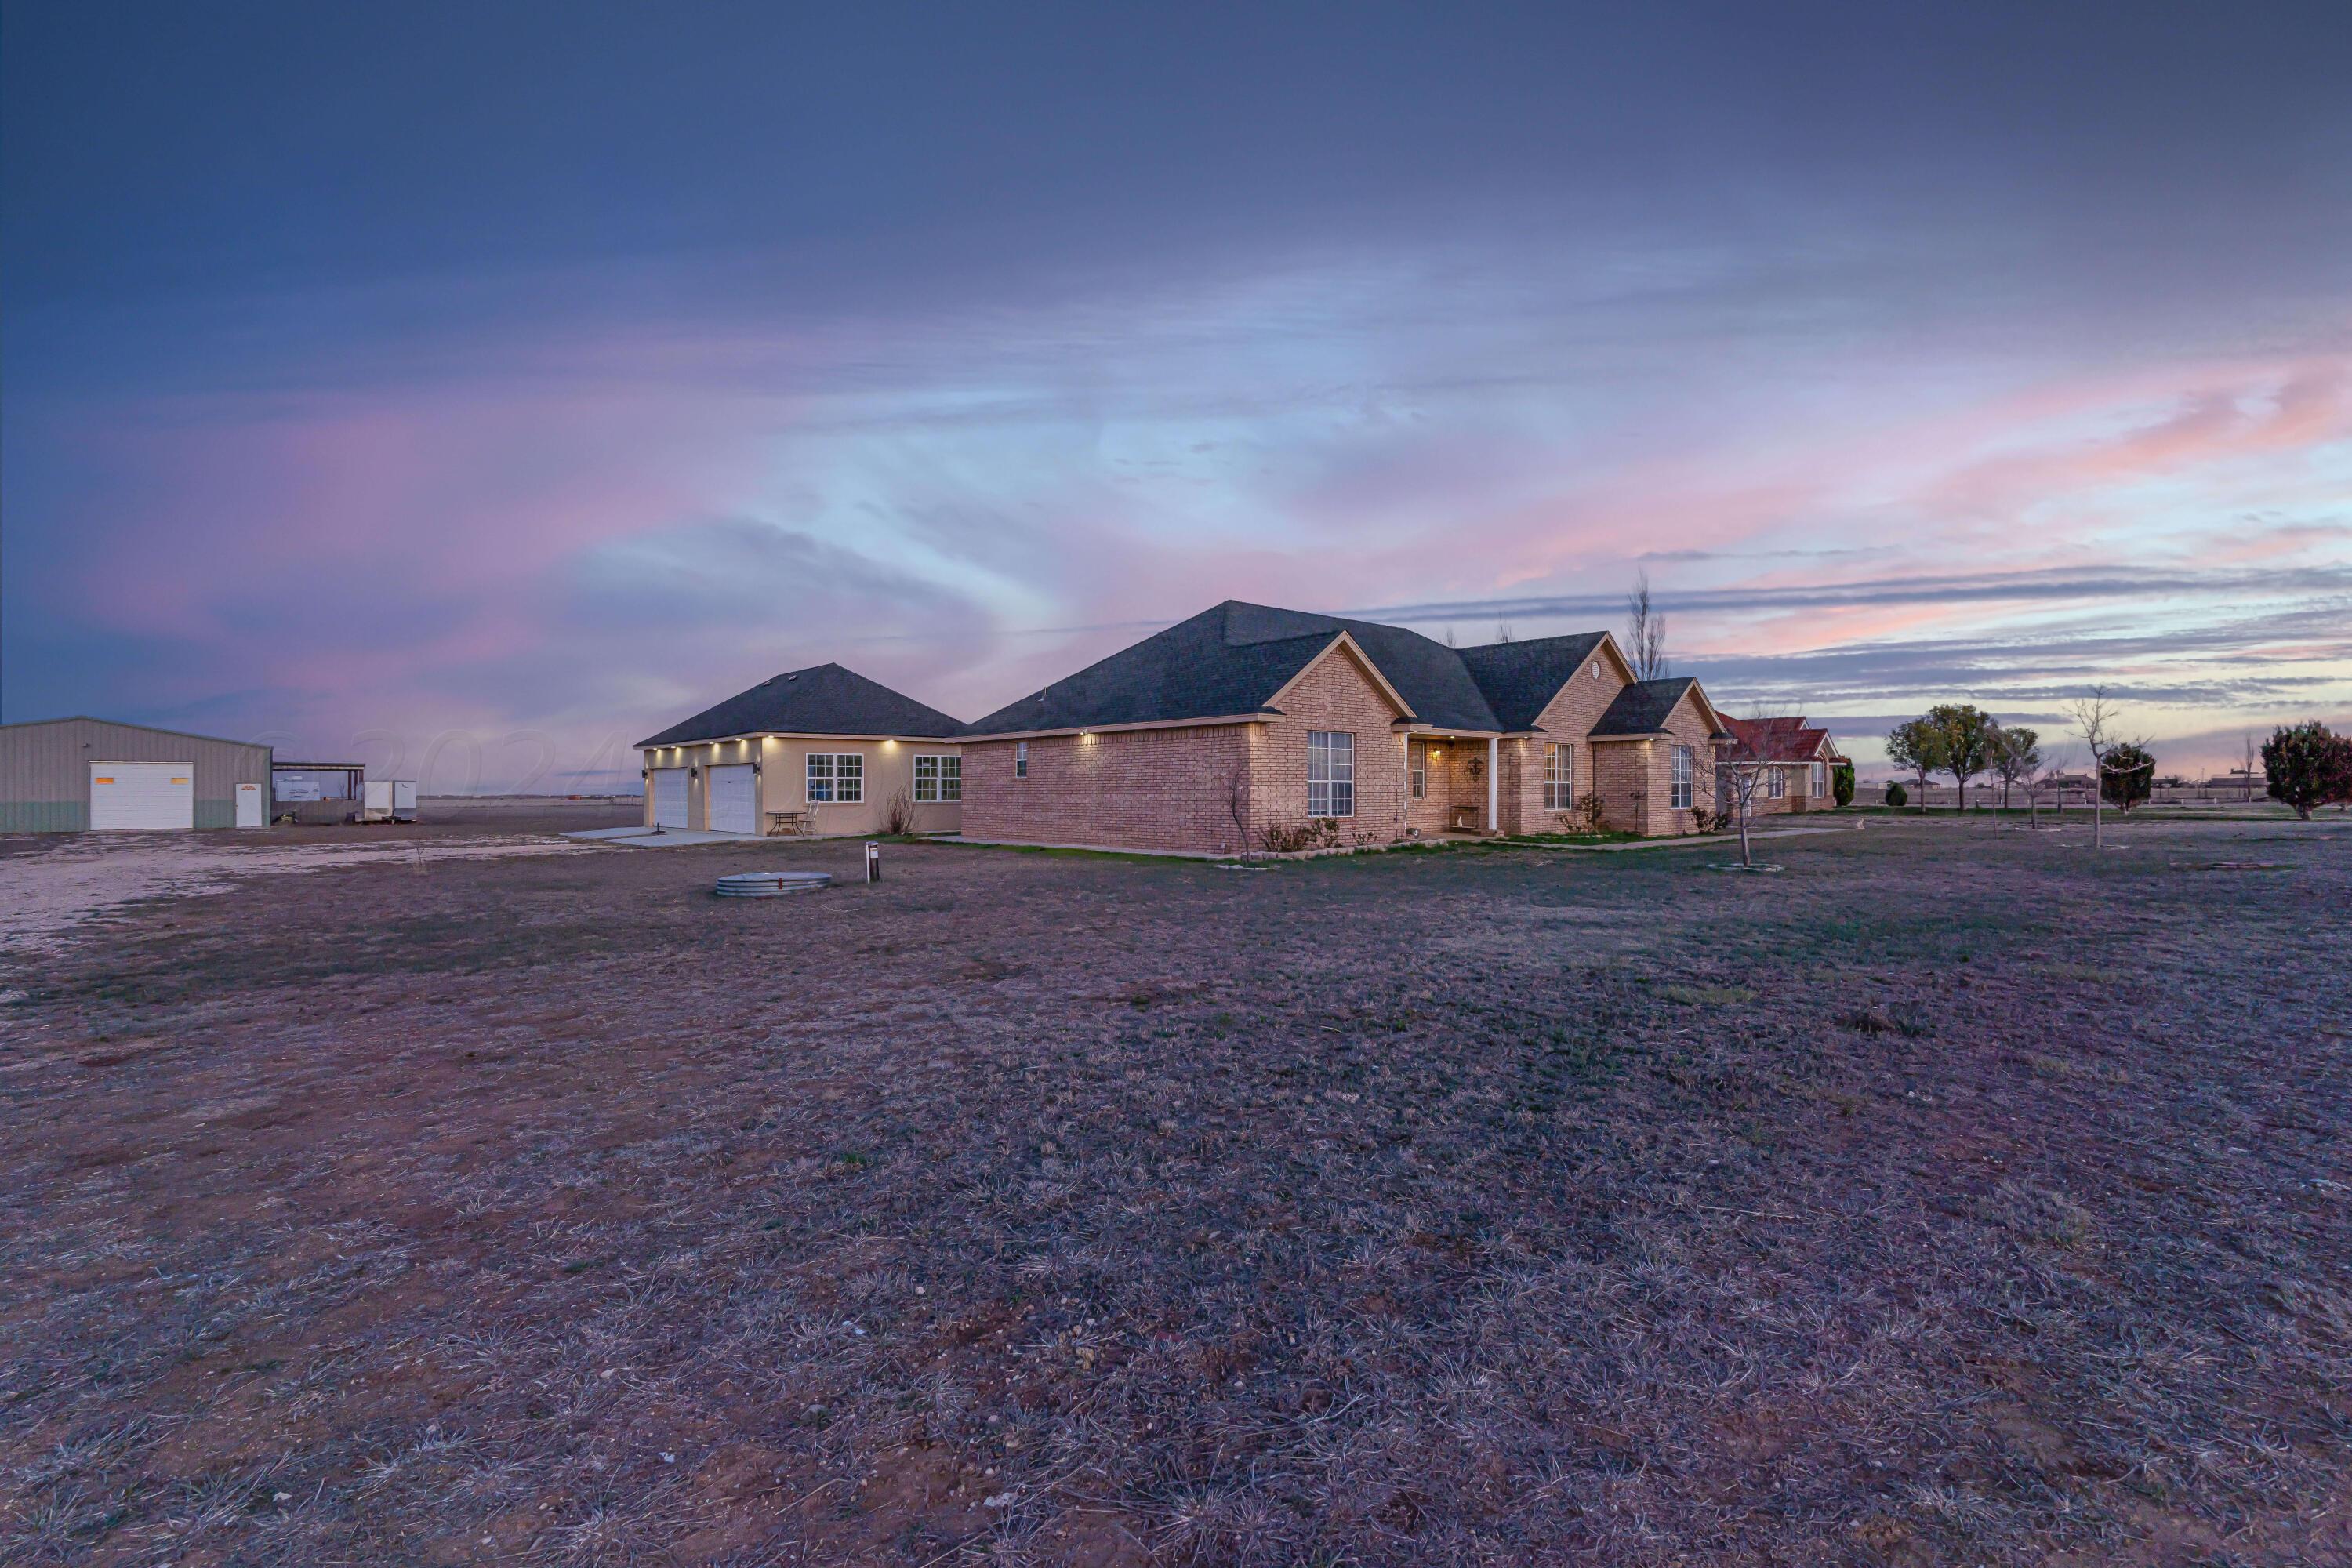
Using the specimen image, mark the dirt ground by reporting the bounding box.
[2,818,2347,1566]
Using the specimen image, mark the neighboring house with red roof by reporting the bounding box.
[956,600,1734,855]
[1719,715,1849,815]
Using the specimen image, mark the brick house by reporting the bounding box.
[958,601,1733,855]
[1718,715,1849,815]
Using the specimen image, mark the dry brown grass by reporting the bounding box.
[1,817,2347,1565]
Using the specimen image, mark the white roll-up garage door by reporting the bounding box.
[707,764,757,834]
[651,768,689,828]
[91,762,195,831]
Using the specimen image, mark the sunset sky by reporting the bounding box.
[5,3,2347,788]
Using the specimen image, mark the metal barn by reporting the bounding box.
[0,717,274,833]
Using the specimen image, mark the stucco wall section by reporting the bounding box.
[640,736,964,836]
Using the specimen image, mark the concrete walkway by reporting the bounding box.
[1544,821,1879,852]
[561,826,763,848]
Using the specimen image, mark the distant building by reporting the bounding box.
[0,717,271,832]
[1719,715,1849,814]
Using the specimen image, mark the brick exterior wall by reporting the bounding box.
[1250,648,1410,849]
[960,641,1411,854]
[1500,644,1632,833]
[1406,736,1489,835]
[959,724,1255,854]
[957,635,1728,850]
[1586,688,1722,837]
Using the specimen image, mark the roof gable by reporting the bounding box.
[637,664,964,747]
[1454,630,1613,731]
[1590,677,1730,738]
[1725,714,1844,762]
[1266,630,1417,721]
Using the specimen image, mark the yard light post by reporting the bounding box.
[866,840,880,884]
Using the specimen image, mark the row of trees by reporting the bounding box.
[1882,703,2140,812]
[1882,699,2352,829]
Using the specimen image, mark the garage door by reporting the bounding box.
[91,762,194,831]
[651,768,689,828]
[707,764,757,834]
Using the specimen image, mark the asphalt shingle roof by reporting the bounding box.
[961,604,1341,735]
[964,601,1642,739]
[636,664,964,747]
[1589,677,1710,737]
[1454,633,1611,731]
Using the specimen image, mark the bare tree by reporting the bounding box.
[1494,620,1515,644]
[2241,731,2259,804]
[1712,720,1772,869]
[1225,763,1251,857]
[2019,746,2071,830]
[1626,569,1668,680]
[2068,687,2151,850]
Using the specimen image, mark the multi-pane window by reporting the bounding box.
[1544,743,1575,811]
[807,752,864,803]
[913,754,962,802]
[1014,742,1029,779]
[1811,760,1827,797]
[1307,731,1354,817]
[1768,766,1787,800]
[1670,746,1694,810]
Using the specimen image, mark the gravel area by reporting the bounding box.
[1,818,2346,1565]
[0,830,603,957]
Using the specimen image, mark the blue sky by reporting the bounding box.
[5,2,2347,786]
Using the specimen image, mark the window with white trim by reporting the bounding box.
[1670,745,1694,810]
[913,753,961,802]
[1014,742,1028,779]
[1307,731,1354,817]
[807,752,864,803]
[1767,766,1787,800]
[1410,747,1427,800]
[1544,743,1575,811]
[1811,760,1827,797]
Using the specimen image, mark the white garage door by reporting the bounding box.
[91,762,194,832]
[708,764,757,834]
[651,768,689,828]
